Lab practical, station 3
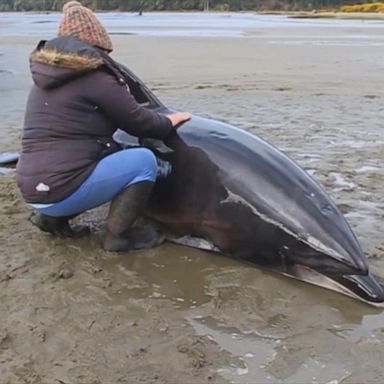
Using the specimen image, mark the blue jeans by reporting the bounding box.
[36,148,157,217]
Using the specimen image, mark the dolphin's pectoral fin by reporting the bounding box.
[168,235,221,252]
[146,209,228,252]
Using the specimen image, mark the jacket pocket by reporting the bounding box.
[97,138,122,159]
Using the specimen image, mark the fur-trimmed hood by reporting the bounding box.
[30,36,105,89]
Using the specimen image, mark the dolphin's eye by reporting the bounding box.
[321,204,334,214]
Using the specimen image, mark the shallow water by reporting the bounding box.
[1,12,384,384]
[88,243,384,383]
[1,11,384,38]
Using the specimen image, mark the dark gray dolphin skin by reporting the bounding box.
[119,63,382,306]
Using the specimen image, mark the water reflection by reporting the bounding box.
[102,243,228,308]
[97,241,384,383]
[2,12,384,39]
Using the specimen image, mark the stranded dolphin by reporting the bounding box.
[115,120,384,306]
[112,63,384,306]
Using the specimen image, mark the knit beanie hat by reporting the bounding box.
[58,1,113,52]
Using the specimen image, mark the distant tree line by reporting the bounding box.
[0,0,367,12]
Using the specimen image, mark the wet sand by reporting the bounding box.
[1,22,384,384]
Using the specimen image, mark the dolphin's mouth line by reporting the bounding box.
[220,188,348,264]
[275,264,384,307]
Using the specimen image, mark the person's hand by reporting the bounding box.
[166,112,192,129]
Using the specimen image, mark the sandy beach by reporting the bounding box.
[1,13,384,384]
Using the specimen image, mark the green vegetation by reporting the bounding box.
[0,0,382,12]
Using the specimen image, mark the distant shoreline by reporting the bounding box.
[1,10,384,20]
[0,9,384,21]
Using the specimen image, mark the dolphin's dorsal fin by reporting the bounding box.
[139,138,174,156]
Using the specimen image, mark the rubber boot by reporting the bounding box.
[29,212,90,238]
[103,181,163,252]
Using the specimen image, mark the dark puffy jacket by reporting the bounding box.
[16,37,173,204]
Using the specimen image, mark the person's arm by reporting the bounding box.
[85,71,190,139]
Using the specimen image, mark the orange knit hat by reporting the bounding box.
[58,1,113,52]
